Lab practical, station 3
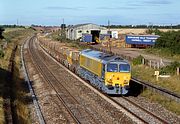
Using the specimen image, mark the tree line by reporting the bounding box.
[101,25,180,29]
[150,29,180,54]
[0,25,25,28]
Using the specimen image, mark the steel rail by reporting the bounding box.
[28,36,81,124]
[21,37,46,124]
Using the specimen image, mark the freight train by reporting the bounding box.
[39,40,131,95]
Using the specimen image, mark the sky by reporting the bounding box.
[0,0,180,26]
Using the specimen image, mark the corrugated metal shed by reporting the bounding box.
[66,23,107,41]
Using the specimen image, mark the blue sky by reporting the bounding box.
[0,0,180,26]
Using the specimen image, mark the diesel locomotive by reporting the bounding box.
[39,40,131,95]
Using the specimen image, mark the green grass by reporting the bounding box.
[132,65,180,94]
[4,28,25,33]
[141,89,180,115]
[144,48,180,61]
[13,51,31,124]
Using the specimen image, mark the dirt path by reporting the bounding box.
[92,44,172,66]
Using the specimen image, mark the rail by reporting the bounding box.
[21,37,46,124]
[28,36,80,124]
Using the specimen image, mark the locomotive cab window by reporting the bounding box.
[107,63,118,72]
[119,64,130,72]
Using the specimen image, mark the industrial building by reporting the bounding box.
[66,23,108,43]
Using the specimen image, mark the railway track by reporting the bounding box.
[37,37,172,123]
[27,36,114,123]
[28,36,80,123]
[111,96,169,124]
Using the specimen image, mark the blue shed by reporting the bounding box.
[82,34,92,42]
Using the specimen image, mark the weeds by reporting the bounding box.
[132,55,144,65]
[132,65,180,94]
[141,89,180,115]
[0,28,34,123]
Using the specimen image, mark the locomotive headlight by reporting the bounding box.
[107,78,113,83]
[124,80,129,84]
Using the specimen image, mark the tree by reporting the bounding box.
[155,30,180,54]
[0,27,4,39]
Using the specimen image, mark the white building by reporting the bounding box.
[66,23,107,41]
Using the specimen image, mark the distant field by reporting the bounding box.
[110,28,180,34]
[4,28,25,33]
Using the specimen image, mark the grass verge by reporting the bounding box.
[0,28,34,123]
[144,48,180,61]
[12,48,31,123]
[132,65,180,94]
[141,89,180,115]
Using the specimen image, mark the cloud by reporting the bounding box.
[127,3,144,7]
[97,6,136,10]
[45,6,84,10]
[127,0,171,7]
[143,0,171,5]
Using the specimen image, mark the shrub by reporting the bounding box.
[0,50,4,58]
[132,55,144,65]
[160,61,180,75]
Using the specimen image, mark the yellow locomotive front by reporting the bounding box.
[78,49,131,95]
[105,62,131,94]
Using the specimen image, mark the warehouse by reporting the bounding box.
[66,23,107,43]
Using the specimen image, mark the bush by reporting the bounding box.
[155,31,180,55]
[132,55,144,65]
[0,27,4,39]
[0,50,4,58]
[160,61,180,75]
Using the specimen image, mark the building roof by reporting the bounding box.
[72,23,92,28]
[67,23,106,30]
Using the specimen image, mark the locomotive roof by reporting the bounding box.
[81,49,127,64]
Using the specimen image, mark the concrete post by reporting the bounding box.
[177,67,179,76]
[142,58,145,65]
[150,60,152,68]
[157,62,160,69]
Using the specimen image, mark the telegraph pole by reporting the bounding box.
[108,20,112,53]
[17,19,19,26]
[60,18,66,42]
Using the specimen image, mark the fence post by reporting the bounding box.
[150,60,152,68]
[157,62,160,69]
[177,67,179,76]
[142,58,145,65]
